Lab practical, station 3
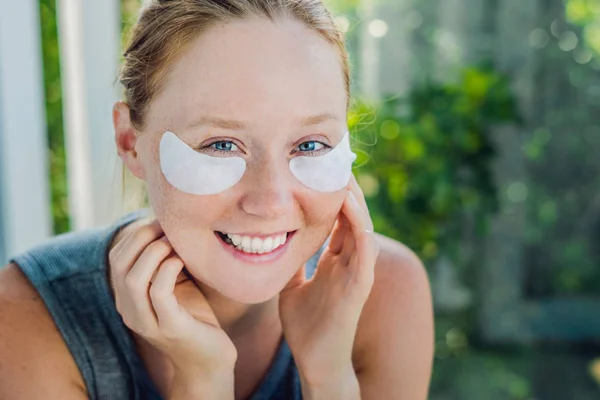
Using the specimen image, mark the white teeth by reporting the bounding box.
[224,232,290,254]
[231,234,242,246]
[272,235,281,248]
[241,236,251,249]
[263,237,274,252]
[251,237,262,252]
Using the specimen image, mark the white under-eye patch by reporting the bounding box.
[289,132,357,192]
[159,131,246,195]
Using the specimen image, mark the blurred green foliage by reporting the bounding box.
[345,67,526,399]
[325,0,360,14]
[39,0,69,234]
[349,66,519,261]
[565,0,600,54]
[522,2,600,297]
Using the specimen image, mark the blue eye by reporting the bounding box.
[297,141,327,153]
[208,141,239,153]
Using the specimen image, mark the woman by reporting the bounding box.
[0,0,433,399]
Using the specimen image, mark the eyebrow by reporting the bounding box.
[299,113,340,127]
[185,116,246,131]
[184,113,340,131]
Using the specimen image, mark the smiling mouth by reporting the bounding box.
[215,230,294,254]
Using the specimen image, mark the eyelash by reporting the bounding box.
[201,140,331,156]
[293,141,331,155]
[203,141,240,155]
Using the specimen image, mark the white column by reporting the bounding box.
[434,0,487,81]
[0,0,52,263]
[57,0,122,230]
[358,0,414,102]
[376,0,413,98]
[358,0,380,102]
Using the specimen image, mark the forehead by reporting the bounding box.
[147,17,347,129]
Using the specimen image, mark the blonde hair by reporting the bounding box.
[118,0,350,207]
[120,0,350,129]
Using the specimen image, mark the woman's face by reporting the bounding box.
[129,17,349,304]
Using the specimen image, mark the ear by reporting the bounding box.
[113,101,145,180]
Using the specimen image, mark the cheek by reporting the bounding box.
[142,141,218,232]
[149,188,226,261]
[144,150,178,214]
[138,135,166,204]
[300,189,347,232]
[289,190,346,263]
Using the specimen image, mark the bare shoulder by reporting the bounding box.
[352,234,434,399]
[0,263,87,399]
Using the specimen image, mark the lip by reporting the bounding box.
[215,230,296,264]
[215,230,293,239]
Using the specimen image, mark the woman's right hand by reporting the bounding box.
[108,219,237,387]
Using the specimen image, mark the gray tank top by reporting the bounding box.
[9,210,324,400]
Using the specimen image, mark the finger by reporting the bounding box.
[342,217,356,256]
[343,191,373,237]
[127,236,173,286]
[347,182,374,232]
[337,191,371,263]
[343,192,378,277]
[349,174,369,211]
[327,212,351,255]
[110,220,163,281]
[149,256,186,326]
[352,227,379,284]
[177,267,194,285]
[338,206,357,265]
[149,238,177,283]
[120,237,172,329]
[110,219,161,261]
[349,176,375,241]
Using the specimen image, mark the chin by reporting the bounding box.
[215,280,284,304]
[184,255,300,305]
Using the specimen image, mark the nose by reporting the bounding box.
[240,160,294,220]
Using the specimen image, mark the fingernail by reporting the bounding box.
[349,191,358,205]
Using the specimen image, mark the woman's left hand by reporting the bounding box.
[279,175,380,391]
